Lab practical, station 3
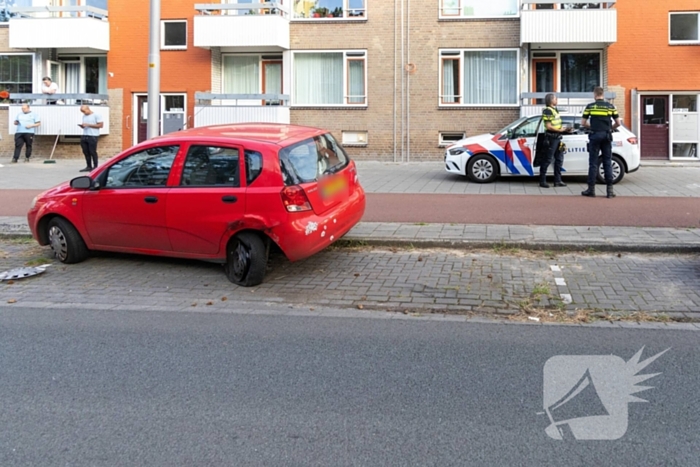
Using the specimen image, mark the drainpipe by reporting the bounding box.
[406,0,410,162]
[147,0,161,139]
[393,0,397,162]
[400,0,405,162]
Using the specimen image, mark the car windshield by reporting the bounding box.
[278,133,349,185]
[494,117,529,135]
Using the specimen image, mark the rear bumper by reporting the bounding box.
[273,185,366,262]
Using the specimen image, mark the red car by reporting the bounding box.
[27,123,366,286]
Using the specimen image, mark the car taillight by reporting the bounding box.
[281,185,312,212]
[627,137,638,145]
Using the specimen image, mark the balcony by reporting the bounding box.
[519,92,616,117]
[8,94,110,136]
[194,2,289,51]
[8,5,109,52]
[193,93,290,127]
[521,1,617,46]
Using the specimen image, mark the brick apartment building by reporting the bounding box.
[608,0,700,160]
[0,0,648,163]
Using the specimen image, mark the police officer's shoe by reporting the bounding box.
[606,185,616,198]
[554,181,567,187]
[539,181,550,188]
[581,186,596,197]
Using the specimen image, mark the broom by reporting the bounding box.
[44,130,60,164]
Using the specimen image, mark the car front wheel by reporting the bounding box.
[225,232,267,287]
[467,154,499,183]
[47,217,89,264]
[597,155,625,185]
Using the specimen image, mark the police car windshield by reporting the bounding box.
[494,117,528,135]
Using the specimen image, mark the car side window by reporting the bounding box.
[245,150,263,185]
[562,116,584,134]
[512,118,541,138]
[104,145,179,188]
[180,146,240,187]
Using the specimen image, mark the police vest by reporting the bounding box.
[583,100,619,132]
[542,106,562,132]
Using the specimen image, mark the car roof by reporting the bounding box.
[152,123,327,147]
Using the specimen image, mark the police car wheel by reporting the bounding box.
[596,155,624,185]
[467,154,498,183]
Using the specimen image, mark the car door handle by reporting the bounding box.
[144,196,158,204]
[221,195,238,203]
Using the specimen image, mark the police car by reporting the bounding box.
[444,114,640,184]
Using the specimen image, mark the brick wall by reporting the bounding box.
[609,0,700,127]
[290,1,521,161]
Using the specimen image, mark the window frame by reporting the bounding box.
[438,48,520,108]
[292,50,368,108]
[669,12,700,45]
[161,19,188,50]
[438,0,520,20]
[439,131,466,147]
[292,0,367,20]
[0,53,35,106]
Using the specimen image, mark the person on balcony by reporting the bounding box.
[78,105,104,172]
[12,104,41,163]
[41,77,59,105]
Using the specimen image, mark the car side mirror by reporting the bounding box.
[70,176,93,190]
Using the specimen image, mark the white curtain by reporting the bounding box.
[442,59,456,103]
[294,53,343,105]
[64,62,80,104]
[463,50,517,105]
[348,60,364,104]
[264,63,282,95]
[223,56,259,94]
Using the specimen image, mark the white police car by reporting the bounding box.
[444,114,640,184]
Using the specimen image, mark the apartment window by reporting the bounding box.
[440,0,518,18]
[0,54,33,104]
[439,132,466,146]
[293,51,367,106]
[222,55,283,104]
[440,50,518,106]
[161,20,187,50]
[670,12,699,44]
[293,0,366,19]
[560,53,600,93]
[342,131,368,145]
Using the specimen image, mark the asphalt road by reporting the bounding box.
[1,307,698,466]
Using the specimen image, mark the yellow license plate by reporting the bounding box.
[320,176,347,198]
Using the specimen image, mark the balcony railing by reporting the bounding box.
[195,2,288,18]
[8,5,109,51]
[520,92,616,117]
[193,2,289,49]
[8,5,108,19]
[194,92,290,127]
[8,93,109,136]
[520,1,617,45]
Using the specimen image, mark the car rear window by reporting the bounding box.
[278,133,349,186]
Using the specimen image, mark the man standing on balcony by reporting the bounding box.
[78,105,104,172]
[538,93,571,188]
[12,104,41,163]
[42,77,59,105]
[581,86,621,198]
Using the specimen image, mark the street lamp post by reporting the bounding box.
[147,0,161,139]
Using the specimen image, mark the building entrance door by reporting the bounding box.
[641,95,669,159]
[532,59,557,105]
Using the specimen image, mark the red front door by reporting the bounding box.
[640,96,669,159]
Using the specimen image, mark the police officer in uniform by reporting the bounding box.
[580,86,621,198]
[539,93,572,188]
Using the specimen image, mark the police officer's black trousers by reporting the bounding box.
[587,132,613,186]
[540,134,563,183]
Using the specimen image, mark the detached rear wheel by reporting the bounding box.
[47,217,89,264]
[225,232,267,287]
[467,154,499,183]
[597,155,625,185]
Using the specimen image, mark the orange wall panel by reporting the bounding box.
[108,1,211,149]
[608,0,700,125]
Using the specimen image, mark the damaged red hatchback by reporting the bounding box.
[27,123,366,286]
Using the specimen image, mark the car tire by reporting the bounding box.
[47,217,89,264]
[225,232,267,287]
[597,155,625,185]
[467,154,499,183]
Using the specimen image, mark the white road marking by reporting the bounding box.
[555,277,566,286]
[550,265,561,272]
[560,294,573,304]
